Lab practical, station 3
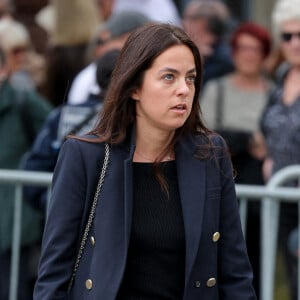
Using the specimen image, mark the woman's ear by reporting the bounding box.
[131,89,140,101]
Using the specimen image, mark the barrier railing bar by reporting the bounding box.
[9,184,22,300]
[239,197,248,235]
[0,169,52,186]
[0,166,300,300]
[0,170,52,300]
[260,165,300,300]
[236,184,300,201]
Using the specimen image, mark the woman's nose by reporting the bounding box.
[176,78,190,96]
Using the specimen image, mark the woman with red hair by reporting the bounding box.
[200,21,273,299]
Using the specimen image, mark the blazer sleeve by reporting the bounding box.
[33,138,88,300]
[217,138,257,300]
[23,108,61,211]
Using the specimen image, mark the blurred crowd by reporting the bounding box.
[0,0,300,299]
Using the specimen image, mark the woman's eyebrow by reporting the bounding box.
[158,67,197,74]
[187,68,197,74]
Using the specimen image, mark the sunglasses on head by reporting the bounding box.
[281,31,300,42]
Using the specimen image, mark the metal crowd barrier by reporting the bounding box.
[0,170,52,300]
[237,165,300,300]
[0,166,300,300]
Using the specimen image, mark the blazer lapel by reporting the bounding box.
[122,129,206,286]
[175,137,206,286]
[123,154,133,247]
[123,128,136,248]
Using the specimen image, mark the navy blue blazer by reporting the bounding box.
[34,131,256,300]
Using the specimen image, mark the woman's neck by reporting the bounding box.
[134,127,175,162]
[282,66,300,105]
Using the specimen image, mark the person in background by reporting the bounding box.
[95,0,115,21]
[260,0,300,299]
[113,0,181,25]
[67,10,151,105]
[183,0,234,86]
[200,21,272,299]
[40,0,99,107]
[0,18,36,91]
[94,0,181,25]
[287,228,299,259]
[0,47,52,300]
[0,18,47,92]
[263,46,285,80]
[0,0,13,20]
[23,49,120,212]
[33,22,256,300]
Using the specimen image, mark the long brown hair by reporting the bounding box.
[90,22,210,146]
[85,23,221,193]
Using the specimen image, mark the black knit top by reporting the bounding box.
[117,160,186,300]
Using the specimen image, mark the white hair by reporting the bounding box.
[272,0,300,43]
[0,19,30,53]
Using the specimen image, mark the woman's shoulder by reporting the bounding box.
[189,132,229,159]
[66,134,104,144]
[57,135,109,177]
[62,135,107,158]
[193,132,226,147]
[189,133,231,173]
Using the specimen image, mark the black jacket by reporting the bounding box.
[34,129,256,300]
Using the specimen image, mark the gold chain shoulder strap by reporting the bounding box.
[68,143,110,292]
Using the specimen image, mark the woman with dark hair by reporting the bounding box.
[33,23,256,300]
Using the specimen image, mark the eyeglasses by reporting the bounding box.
[281,31,300,42]
[95,37,111,47]
[235,44,263,54]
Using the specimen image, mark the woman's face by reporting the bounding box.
[232,33,265,76]
[132,45,196,134]
[280,19,300,66]
[6,45,28,74]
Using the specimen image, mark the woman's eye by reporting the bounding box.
[186,75,196,83]
[164,74,174,81]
